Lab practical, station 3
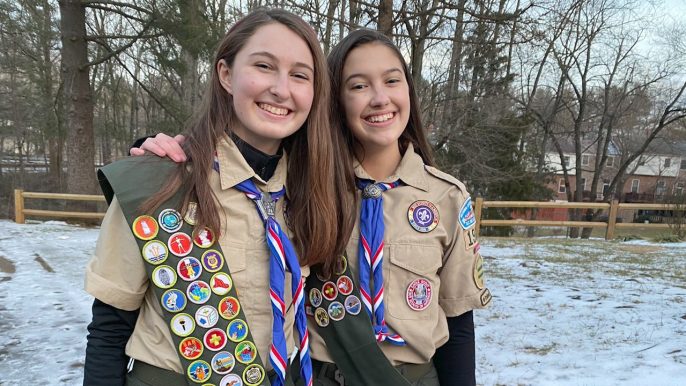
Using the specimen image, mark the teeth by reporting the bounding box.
[258,103,288,116]
[366,113,394,123]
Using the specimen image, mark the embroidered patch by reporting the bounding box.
[184,202,198,225]
[235,341,257,364]
[179,337,203,360]
[195,305,219,329]
[168,232,193,257]
[151,265,177,289]
[480,288,492,306]
[406,278,433,311]
[219,374,242,386]
[337,276,353,296]
[334,255,347,276]
[328,301,345,321]
[315,307,329,327]
[202,250,224,273]
[170,313,195,337]
[227,319,249,342]
[161,289,186,313]
[345,295,361,315]
[305,305,314,317]
[322,281,337,301]
[178,257,202,281]
[219,296,240,320]
[309,288,322,307]
[187,281,211,304]
[158,208,183,233]
[243,364,265,386]
[210,272,232,295]
[464,227,477,251]
[187,360,211,383]
[459,197,476,230]
[407,200,440,233]
[473,254,485,289]
[142,240,168,265]
[211,351,235,375]
[194,227,215,248]
[204,328,228,351]
[132,215,158,240]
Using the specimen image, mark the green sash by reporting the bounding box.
[305,255,412,386]
[99,157,275,386]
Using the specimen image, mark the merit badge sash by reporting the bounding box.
[305,254,412,386]
[98,158,273,386]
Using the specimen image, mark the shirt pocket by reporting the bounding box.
[386,244,442,321]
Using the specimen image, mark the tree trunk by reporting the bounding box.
[378,0,393,37]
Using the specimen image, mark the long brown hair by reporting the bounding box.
[327,29,436,167]
[141,9,352,267]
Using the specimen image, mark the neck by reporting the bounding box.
[355,142,402,181]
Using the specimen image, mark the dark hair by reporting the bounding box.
[327,29,436,166]
[142,9,350,267]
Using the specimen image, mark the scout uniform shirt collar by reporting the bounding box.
[353,143,429,191]
[215,133,287,192]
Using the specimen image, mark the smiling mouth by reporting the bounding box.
[258,103,290,116]
[365,112,395,123]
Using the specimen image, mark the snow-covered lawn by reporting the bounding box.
[0,220,684,385]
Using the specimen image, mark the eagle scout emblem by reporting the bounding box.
[187,280,211,304]
[315,307,329,327]
[345,295,361,315]
[235,341,257,364]
[177,257,202,281]
[459,197,476,230]
[408,200,439,233]
[204,328,228,351]
[195,305,219,329]
[184,202,198,225]
[220,374,242,386]
[328,301,345,321]
[228,319,249,342]
[202,250,224,272]
[322,281,337,301]
[152,265,177,289]
[473,254,485,289]
[158,208,183,233]
[243,364,265,385]
[211,351,235,375]
[170,313,195,337]
[219,296,240,320]
[180,337,204,359]
[406,278,433,311]
[132,215,158,240]
[194,227,215,248]
[337,276,353,296]
[187,360,211,382]
[162,289,186,312]
[210,272,232,295]
[142,240,168,265]
[309,288,323,307]
[168,232,193,257]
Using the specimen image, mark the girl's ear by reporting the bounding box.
[217,59,233,95]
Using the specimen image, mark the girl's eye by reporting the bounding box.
[256,63,271,70]
[294,73,310,81]
[351,84,365,90]
[387,78,401,84]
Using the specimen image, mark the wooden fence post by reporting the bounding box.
[475,196,483,238]
[605,198,619,240]
[14,189,25,224]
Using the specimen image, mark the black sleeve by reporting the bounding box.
[433,311,476,386]
[84,299,140,386]
[129,135,156,155]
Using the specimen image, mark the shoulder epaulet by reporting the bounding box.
[425,165,468,194]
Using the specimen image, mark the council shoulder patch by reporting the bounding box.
[459,197,476,230]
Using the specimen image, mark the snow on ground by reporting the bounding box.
[0,219,684,385]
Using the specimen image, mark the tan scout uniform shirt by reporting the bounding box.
[85,134,307,373]
[309,144,490,366]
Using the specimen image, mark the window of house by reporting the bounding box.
[656,181,666,195]
[558,179,566,193]
[581,154,590,166]
[664,158,671,168]
[563,156,571,167]
[606,156,614,167]
[580,178,587,191]
[677,183,684,196]
[631,179,640,193]
[681,159,686,169]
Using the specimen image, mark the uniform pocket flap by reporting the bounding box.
[389,244,442,275]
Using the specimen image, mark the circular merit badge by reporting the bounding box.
[152,265,177,289]
[194,227,215,248]
[187,281,211,304]
[211,351,235,375]
[187,360,212,383]
[328,301,345,322]
[170,313,195,337]
[406,278,433,311]
[337,276,353,296]
[162,289,186,313]
[179,337,204,360]
[132,215,158,240]
[315,307,329,327]
[473,254,485,289]
[178,257,202,281]
[235,341,257,364]
[227,319,249,342]
[219,296,241,320]
[201,250,224,273]
[407,200,439,233]
[322,281,337,301]
[309,288,322,307]
[142,240,168,265]
[196,305,219,329]
[204,328,228,352]
[334,255,348,276]
[210,272,232,296]
[345,295,361,316]
[184,202,198,225]
[243,364,265,386]
[168,232,193,257]
[220,374,242,386]
[158,208,183,233]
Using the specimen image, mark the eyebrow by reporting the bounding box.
[344,68,403,84]
[249,51,314,73]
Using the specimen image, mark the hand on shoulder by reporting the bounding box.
[130,133,187,163]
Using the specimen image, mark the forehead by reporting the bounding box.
[239,22,314,68]
[343,42,404,77]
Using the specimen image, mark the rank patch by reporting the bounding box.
[142,240,168,265]
[473,254,485,289]
[178,257,202,281]
[459,197,476,230]
[194,227,215,248]
[171,313,195,337]
[219,296,240,320]
[210,272,232,296]
[184,202,198,225]
[211,351,235,375]
[334,255,347,276]
[152,265,177,289]
[162,289,186,313]
[309,288,323,307]
[243,364,265,385]
[168,232,193,257]
[480,288,492,306]
[179,337,204,360]
[337,276,353,296]
[464,227,477,251]
[158,208,183,233]
[202,250,224,273]
[328,301,345,321]
[406,278,433,311]
[187,360,211,383]
[204,328,228,351]
[195,305,219,329]
[315,307,329,327]
[219,374,242,386]
[187,281,211,304]
[408,200,440,233]
[227,319,249,342]
[235,341,257,364]
[132,215,159,240]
